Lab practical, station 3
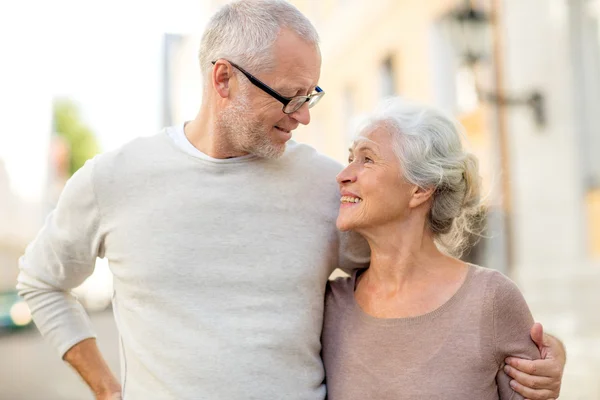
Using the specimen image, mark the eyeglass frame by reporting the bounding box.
[211,60,324,114]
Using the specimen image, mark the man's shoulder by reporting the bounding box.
[90,130,175,191]
[94,131,170,170]
[285,140,344,174]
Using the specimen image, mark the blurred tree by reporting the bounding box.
[52,99,100,177]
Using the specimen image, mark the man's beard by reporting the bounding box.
[218,95,287,159]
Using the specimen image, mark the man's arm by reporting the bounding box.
[337,230,370,274]
[16,158,119,398]
[504,323,566,400]
[64,338,122,400]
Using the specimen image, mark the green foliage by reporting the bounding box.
[52,99,100,177]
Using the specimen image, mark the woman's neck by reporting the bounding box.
[354,217,468,319]
[358,217,449,290]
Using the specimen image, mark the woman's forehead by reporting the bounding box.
[352,128,391,151]
[351,136,376,150]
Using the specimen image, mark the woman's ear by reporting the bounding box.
[409,185,435,209]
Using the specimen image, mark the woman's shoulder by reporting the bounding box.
[467,266,537,365]
[467,264,520,291]
[466,264,530,317]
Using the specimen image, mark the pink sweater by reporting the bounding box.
[322,264,540,400]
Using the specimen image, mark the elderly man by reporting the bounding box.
[18,1,565,399]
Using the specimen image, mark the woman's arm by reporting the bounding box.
[503,323,565,400]
[490,273,541,400]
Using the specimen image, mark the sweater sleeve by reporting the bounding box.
[337,230,370,274]
[492,272,541,400]
[16,158,105,358]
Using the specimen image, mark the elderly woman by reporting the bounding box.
[322,98,557,399]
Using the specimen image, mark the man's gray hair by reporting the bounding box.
[356,97,484,257]
[199,0,319,82]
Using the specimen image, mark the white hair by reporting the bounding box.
[198,0,319,83]
[357,97,484,257]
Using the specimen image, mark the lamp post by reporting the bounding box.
[442,0,546,128]
[443,2,491,67]
[441,0,517,274]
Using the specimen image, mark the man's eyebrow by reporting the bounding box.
[280,84,317,96]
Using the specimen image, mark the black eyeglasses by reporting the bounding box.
[211,60,325,114]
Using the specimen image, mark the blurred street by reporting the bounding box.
[0,310,120,400]
[1,0,600,398]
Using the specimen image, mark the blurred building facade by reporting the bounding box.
[0,96,52,294]
[161,33,203,128]
[0,138,63,292]
[168,0,600,398]
[500,3,600,398]
[0,161,23,291]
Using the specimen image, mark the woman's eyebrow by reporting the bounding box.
[353,135,379,147]
[351,143,377,154]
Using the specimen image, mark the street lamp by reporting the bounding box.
[442,2,491,66]
[441,0,546,128]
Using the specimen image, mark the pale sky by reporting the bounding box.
[0,0,210,201]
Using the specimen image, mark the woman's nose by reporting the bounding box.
[336,166,357,184]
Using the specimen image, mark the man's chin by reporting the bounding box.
[273,127,293,143]
[253,142,287,159]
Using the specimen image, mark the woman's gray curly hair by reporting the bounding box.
[356,97,485,257]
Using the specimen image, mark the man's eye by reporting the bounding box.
[348,157,354,163]
[365,157,373,163]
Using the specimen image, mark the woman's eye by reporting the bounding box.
[365,157,373,163]
[348,157,354,163]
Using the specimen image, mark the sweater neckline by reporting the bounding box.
[161,124,260,165]
[348,263,475,326]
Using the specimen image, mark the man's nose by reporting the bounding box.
[290,102,311,125]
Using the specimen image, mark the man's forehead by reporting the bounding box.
[270,32,321,90]
[272,71,319,94]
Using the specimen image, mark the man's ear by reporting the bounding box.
[212,61,234,99]
[409,185,435,209]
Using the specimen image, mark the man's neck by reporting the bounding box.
[184,107,249,159]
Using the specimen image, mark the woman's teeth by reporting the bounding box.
[340,196,362,203]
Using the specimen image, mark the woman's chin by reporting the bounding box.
[336,218,354,232]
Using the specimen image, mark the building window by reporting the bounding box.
[571,0,600,189]
[342,87,357,145]
[455,65,479,114]
[379,56,397,99]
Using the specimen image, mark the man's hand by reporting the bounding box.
[96,391,122,400]
[63,338,122,400]
[504,323,566,400]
